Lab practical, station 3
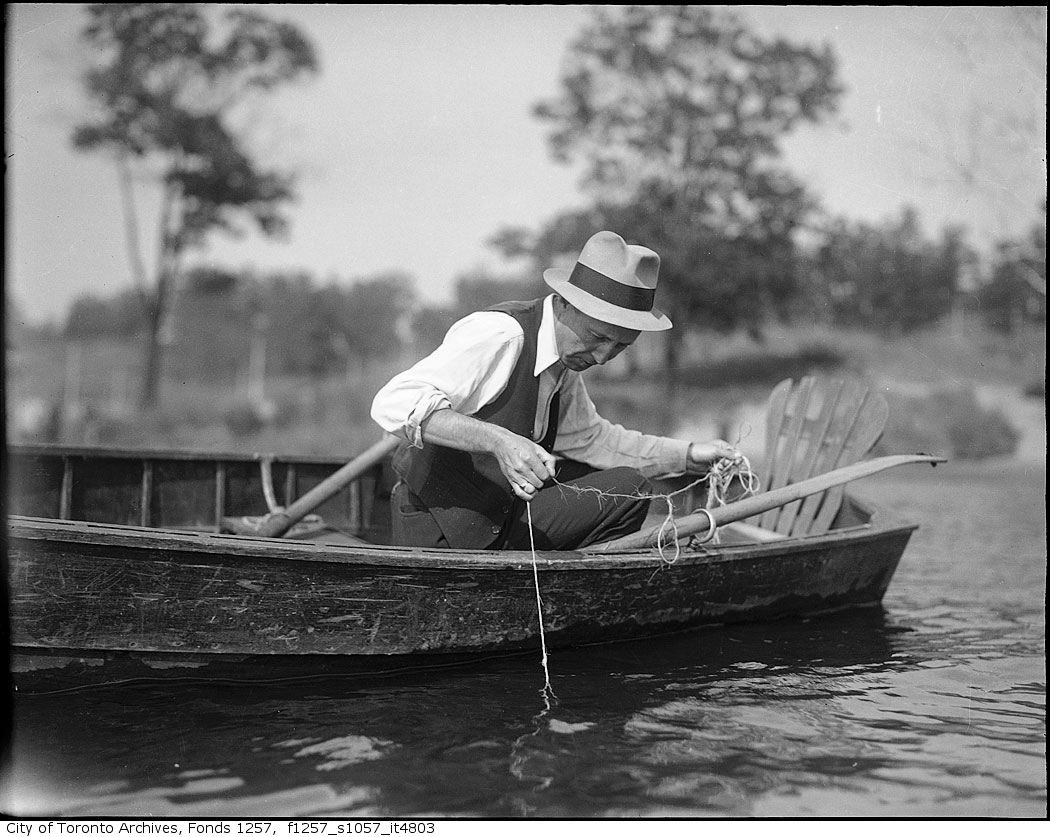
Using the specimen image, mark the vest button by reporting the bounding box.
[501,505,511,514]
[490,525,502,535]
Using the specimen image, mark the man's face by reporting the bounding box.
[555,301,641,372]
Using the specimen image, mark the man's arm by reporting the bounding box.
[371,310,522,448]
[370,311,555,502]
[421,409,556,502]
[553,375,739,477]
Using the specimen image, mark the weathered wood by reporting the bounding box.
[759,376,816,529]
[754,377,889,537]
[59,456,73,520]
[249,436,399,538]
[772,378,845,534]
[808,391,889,535]
[140,460,153,528]
[214,461,227,528]
[6,442,929,677]
[585,454,944,553]
[284,463,297,508]
[8,510,913,659]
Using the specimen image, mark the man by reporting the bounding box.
[371,230,741,550]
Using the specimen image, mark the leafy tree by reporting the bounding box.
[517,5,845,376]
[410,305,458,355]
[451,268,544,316]
[260,271,416,376]
[65,288,150,340]
[977,209,1047,333]
[337,272,417,366]
[71,3,318,407]
[814,207,967,334]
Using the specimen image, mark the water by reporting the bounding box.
[5,461,1046,818]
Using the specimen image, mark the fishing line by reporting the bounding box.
[525,501,556,705]
[546,453,760,562]
[518,452,759,703]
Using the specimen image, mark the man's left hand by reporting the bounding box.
[687,439,742,471]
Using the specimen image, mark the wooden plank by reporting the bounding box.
[59,457,73,521]
[721,521,789,542]
[8,443,353,467]
[761,378,794,468]
[809,391,889,534]
[349,479,361,534]
[759,376,815,529]
[7,519,913,658]
[214,461,227,528]
[284,463,297,508]
[774,379,845,535]
[789,380,869,535]
[140,461,153,528]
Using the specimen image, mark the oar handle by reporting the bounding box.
[582,453,946,553]
[256,435,400,538]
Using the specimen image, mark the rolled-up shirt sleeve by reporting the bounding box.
[553,374,691,478]
[371,312,524,448]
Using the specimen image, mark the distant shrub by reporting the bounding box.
[672,341,845,388]
[224,402,272,437]
[877,388,1020,461]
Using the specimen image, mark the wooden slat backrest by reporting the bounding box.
[755,377,887,536]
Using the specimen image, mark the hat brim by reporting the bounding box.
[544,268,672,332]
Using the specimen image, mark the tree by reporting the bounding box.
[977,208,1047,333]
[71,3,318,407]
[521,5,844,376]
[65,288,149,340]
[451,268,544,317]
[814,207,968,334]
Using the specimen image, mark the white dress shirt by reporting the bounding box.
[371,295,691,478]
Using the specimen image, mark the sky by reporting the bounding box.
[5,4,1047,326]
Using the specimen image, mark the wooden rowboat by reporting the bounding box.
[6,443,920,686]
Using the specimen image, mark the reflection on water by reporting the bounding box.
[6,462,1046,818]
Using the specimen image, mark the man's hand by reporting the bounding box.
[418,408,556,502]
[493,430,558,501]
[687,439,742,472]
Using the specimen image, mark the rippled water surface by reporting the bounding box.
[6,461,1046,817]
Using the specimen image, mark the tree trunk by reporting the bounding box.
[663,324,681,389]
[139,284,167,409]
[139,180,182,410]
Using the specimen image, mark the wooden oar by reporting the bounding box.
[223,435,400,538]
[582,453,945,553]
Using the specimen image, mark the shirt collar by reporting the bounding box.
[535,294,561,377]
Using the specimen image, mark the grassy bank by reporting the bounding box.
[7,317,1044,462]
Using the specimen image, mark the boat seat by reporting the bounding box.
[749,376,888,538]
[285,527,376,547]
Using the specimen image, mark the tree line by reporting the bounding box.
[49,4,1047,402]
[56,201,1044,384]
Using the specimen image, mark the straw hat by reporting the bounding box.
[543,231,672,331]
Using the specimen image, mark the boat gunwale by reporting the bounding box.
[7,504,918,572]
[7,443,360,466]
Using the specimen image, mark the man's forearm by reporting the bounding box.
[420,408,557,500]
[420,407,511,455]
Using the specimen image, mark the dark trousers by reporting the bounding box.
[391,460,652,550]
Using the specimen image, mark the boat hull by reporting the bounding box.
[8,515,914,670]
[5,443,918,688]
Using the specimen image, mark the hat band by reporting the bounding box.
[568,263,655,312]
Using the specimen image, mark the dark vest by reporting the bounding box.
[391,298,560,549]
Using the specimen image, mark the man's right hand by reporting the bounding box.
[419,408,557,502]
[493,429,557,502]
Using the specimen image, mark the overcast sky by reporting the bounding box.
[6,4,1046,325]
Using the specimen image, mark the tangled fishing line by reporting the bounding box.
[547,451,760,563]
[521,452,761,703]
